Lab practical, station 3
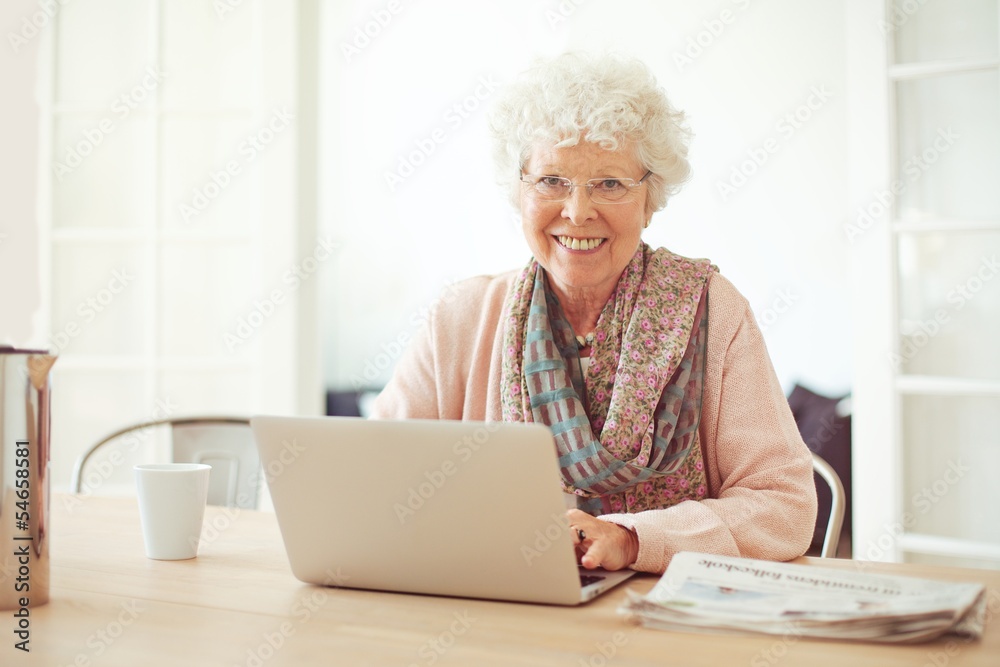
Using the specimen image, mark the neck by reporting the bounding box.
[550,282,611,336]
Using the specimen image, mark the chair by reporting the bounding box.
[812,452,846,558]
[70,416,261,509]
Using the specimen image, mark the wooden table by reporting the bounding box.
[6,496,999,666]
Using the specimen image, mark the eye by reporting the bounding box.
[538,176,567,188]
[533,176,570,194]
[593,178,626,192]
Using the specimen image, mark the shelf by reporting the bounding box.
[898,533,1000,562]
[895,375,1000,396]
[889,58,1000,80]
[892,219,1000,234]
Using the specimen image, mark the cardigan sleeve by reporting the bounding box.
[598,275,818,573]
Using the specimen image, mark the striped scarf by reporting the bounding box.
[500,244,714,515]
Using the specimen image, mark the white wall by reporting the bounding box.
[0,0,46,347]
[319,0,852,398]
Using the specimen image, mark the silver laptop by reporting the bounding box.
[250,416,636,605]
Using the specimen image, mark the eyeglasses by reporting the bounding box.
[520,170,652,204]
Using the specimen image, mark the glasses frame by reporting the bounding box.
[519,170,653,204]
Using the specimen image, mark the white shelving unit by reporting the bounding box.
[851,0,1000,569]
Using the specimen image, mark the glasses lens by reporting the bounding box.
[590,178,632,203]
[530,176,570,200]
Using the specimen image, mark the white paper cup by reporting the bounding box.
[134,463,211,560]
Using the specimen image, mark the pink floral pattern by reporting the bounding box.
[500,244,714,514]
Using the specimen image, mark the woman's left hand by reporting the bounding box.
[566,508,639,571]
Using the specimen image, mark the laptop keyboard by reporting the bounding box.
[579,573,606,588]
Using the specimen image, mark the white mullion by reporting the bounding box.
[156,230,254,245]
[52,228,253,244]
[889,58,1000,81]
[886,0,905,565]
[848,0,898,562]
[251,0,265,415]
[896,375,1000,396]
[898,533,1000,562]
[147,0,162,423]
[56,356,253,373]
[51,229,146,243]
[892,219,1000,233]
[39,14,57,354]
[51,106,254,118]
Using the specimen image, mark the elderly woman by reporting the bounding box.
[371,52,817,574]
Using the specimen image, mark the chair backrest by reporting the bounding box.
[811,452,846,558]
[71,417,260,509]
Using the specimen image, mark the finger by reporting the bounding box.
[579,527,626,570]
[580,543,604,569]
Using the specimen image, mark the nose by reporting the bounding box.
[561,185,598,226]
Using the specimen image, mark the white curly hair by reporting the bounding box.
[489,52,692,217]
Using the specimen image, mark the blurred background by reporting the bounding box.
[1,0,997,567]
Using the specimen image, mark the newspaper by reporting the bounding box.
[620,552,987,643]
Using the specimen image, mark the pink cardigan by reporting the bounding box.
[371,270,818,574]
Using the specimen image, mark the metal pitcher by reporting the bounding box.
[0,347,56,610]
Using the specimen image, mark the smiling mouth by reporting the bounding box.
[556,235,606,251]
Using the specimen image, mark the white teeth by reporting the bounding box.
[558,236,604,251]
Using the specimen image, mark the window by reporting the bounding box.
[43,0,305,493]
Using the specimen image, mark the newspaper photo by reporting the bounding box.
[620,552,988,643]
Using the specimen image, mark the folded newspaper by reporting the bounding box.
[620,552,987,643]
